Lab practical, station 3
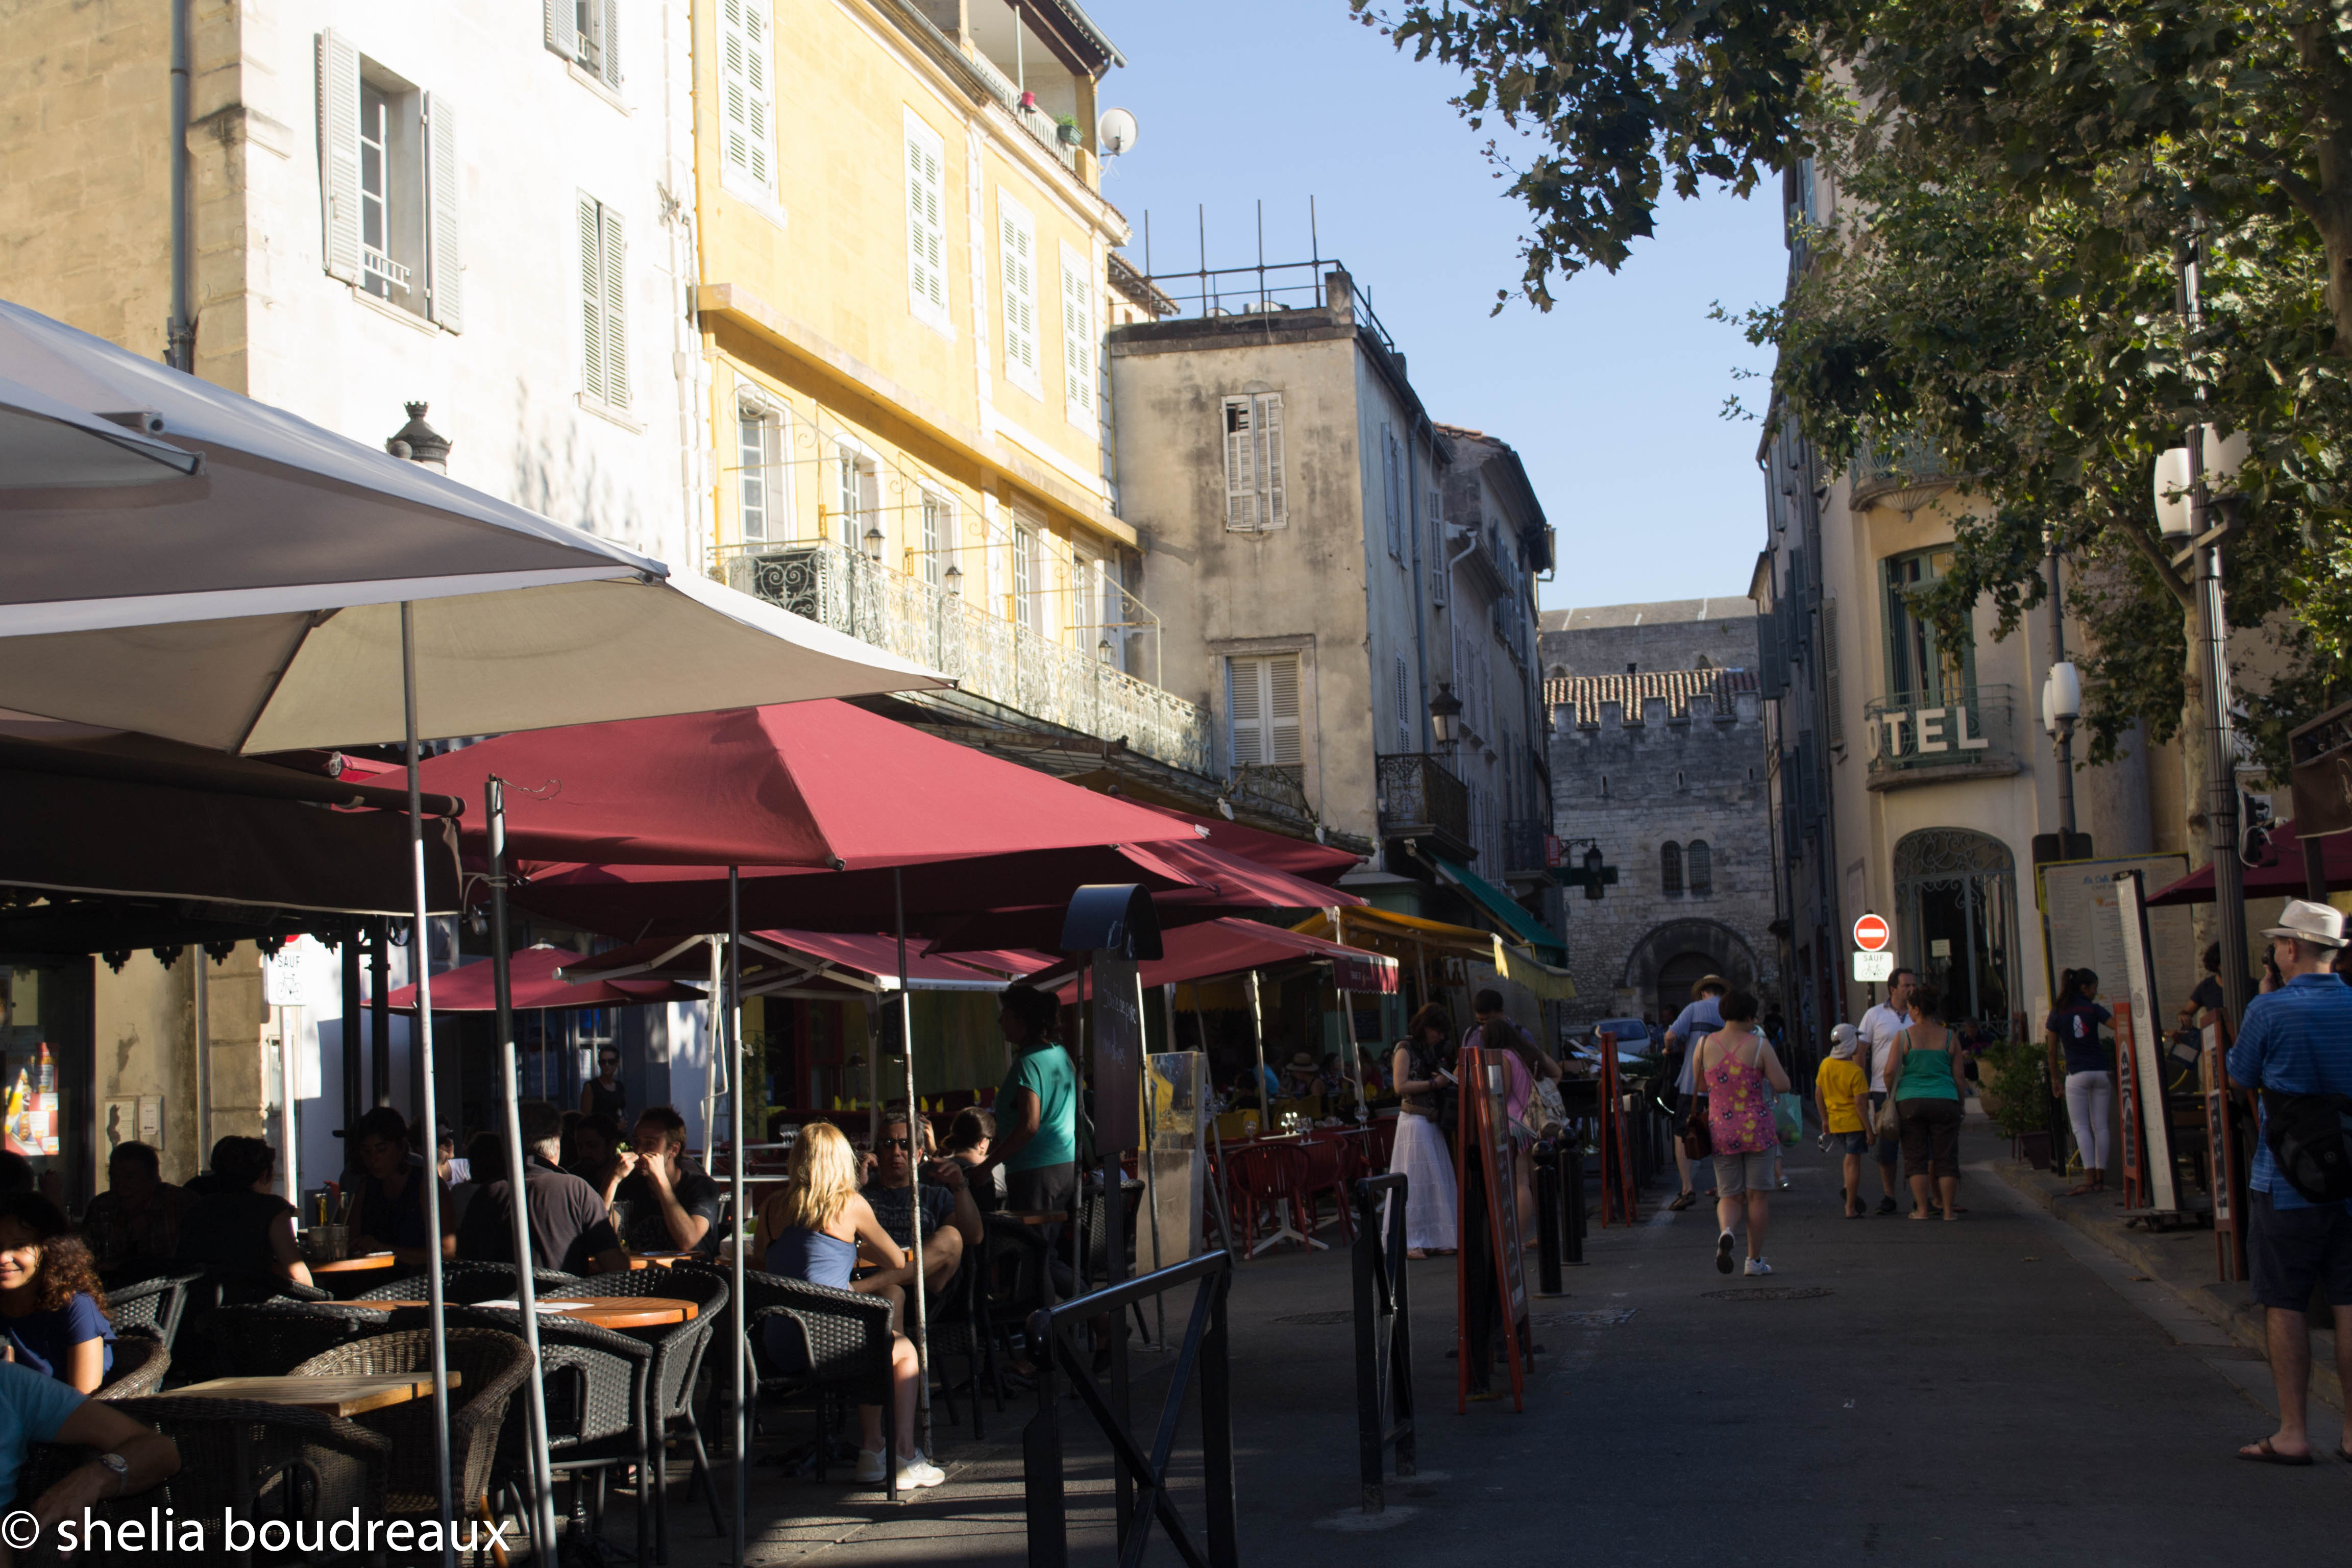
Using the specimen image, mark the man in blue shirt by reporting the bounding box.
[2224,899,2352,1464]
[1662,977,1728,1211]
[0,1357,180,1541]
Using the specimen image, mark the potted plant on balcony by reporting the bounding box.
[1018,89,1038,111]
[1054,114,1083,145]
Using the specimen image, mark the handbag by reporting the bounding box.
[2262,1090,2352,1205]
[1681,1104,1713,1160]
[1874,1092,1901,1141]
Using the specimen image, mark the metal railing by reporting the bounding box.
[1137,254,1401,354]
[1375,752,1469,847]
[1023,1250,1237,1567]
[1862,684,2016,776]
[1849,429,1959,509]
[716,539,1211,773]
[1350,1174,1416,1513]
[963,49,1081,170]
[1501,818,1551,876]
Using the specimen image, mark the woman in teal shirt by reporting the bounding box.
[1881,984,1969,1221]
[968,985,1077,1220]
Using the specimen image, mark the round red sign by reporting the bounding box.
[1852,914,1891,953]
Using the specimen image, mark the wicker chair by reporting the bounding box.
[104,1271,202,1351]
[404,1303,653,1566]
[290,1327,533,1559]
[108,1394,393,1564]
[96,1326,169,1400]
[558,1269,729,1553]
[923,1231,998,1440]
[199,1301,393,1378]
[738,1268,901,1499]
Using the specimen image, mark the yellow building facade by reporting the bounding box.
[690,0,1210,766]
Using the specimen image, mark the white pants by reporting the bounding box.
[2065,1070,2114,1171]
[1386,1112,1459,1251]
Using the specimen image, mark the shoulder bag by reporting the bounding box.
[2262,1090,2352,1205]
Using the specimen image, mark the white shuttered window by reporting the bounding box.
[904,115,949,329]
[1394,655,1412,752]
[998,195,1041,396]
[1060,243,1095,426]
[1227,654,1304,772]
[719,0,773,195]
[1220,393,1287,531]
[1381,426,1403,559]
[316,35,458,330]
[578,196,628,410]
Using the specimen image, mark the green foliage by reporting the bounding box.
[1979,1040,2051,1138]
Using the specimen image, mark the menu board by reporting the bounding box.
[2039,853,2193,1015]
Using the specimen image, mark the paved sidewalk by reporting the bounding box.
[641,1115,2352,1564]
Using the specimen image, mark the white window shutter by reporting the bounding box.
[423,94,462,332]
[720,0,771,191]
[1395,655,1410,751]
[579,197,605,404]
[1223,397,1256,531]
[316,30,362,285]
[600,0,622,87]
[545,0,578,59]
[1061,248,1094,418]
[602,209,628,409]
[1267,654,1303,766]
[904,120,948,326]
[1259,393,1285,529]
[1382,428,1403,558]
[999,200,1038,391]
[1228,658,1265,766]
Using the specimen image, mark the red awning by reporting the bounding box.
[1121,800,1362,885]
[2147,817,2352,906]
[1038,916,1398,997]
[382,944,704,1013]
[415,700,1195,869]
[561,930,1049,992]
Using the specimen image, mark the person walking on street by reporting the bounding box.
[2224,899,2352,1465]
[1816,1024,1872,1218]
[1882,985,1968,1221]
[1662,976,1727,1212]
[1388,1005,1460,1258]
[1693,991,1789,1276]
[2046,968,2115,1196]
[1858,968,1916,1215]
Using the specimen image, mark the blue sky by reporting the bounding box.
[1088,1,1791,611]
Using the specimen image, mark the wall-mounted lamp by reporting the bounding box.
[1428,682,1462,751]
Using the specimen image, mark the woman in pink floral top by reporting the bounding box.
[1693,990,1790,1278]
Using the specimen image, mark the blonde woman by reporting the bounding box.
[757,1123,942,1490]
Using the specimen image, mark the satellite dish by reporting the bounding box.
[1097,107,1138,157]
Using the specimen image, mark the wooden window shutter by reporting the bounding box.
[600,208,627,408]
[1394,654,1411,752]
[720,0,770,190]
[1222,397,1256,531]
[544,0,578,59]
[904,122,948,326]
[579,197,606,404]
[1258,393,1285,528]
[1823,597,1846,750]
[599,0,622,88]
[1267,653,1303,766]
[1228,657,1265,767]
[999,201,1038,390]
[1061,249,1094,418]
[316,31,362,285]
[1382,428,1403,558]
[423,94,461,332]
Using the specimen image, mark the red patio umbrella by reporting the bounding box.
[1034,917,1398,997]
[380,944,704,1012]
[1119,799,1363,886]
[2146,817,2352,905]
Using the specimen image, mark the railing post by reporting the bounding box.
[1352,1179,1385,1513]
[1534,1142,1563,1296]
[1564,1123,1585,1264]
[1201,1264,1239,1568]
[1022,1307,1068,1568]
[1386,1173,1414,1480]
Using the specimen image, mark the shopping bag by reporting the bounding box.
[1774,1092,1804,1147]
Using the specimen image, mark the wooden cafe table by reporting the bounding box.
[308,1252,400,1278]
[156,1372,460,1418]
[373,1297,698,1330]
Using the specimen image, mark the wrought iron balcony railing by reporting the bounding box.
[1375,752,1471,852]
[716,540,1210,774]
[1849,429,1959,512]
[1862,684,2018,778]
[1501,818,1552,876]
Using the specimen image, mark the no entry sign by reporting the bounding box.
[1852,913,1891,953]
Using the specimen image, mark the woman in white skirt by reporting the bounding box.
[1388,1004,1462,1257]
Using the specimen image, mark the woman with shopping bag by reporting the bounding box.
[1689,991,1790,1278]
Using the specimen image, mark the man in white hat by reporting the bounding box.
[2225,898,2352,1464]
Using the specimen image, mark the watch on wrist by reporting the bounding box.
[95,1451,130,1494]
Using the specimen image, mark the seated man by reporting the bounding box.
[610,1107,722,1257]
[861,1115,983,1297]
[346,1108,455,1267]
[0,1357,180,1552]
[456,1100,625,1276]
[80,1142,189,1276]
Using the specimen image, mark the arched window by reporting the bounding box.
[1688,840,1713,896]
[1661,841,1683,896]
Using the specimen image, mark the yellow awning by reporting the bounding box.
[1488,938,1578,1000]
[1291,906,1498,964]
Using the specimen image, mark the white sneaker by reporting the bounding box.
[1715,1230,1736,1274]
[897,1457,946,1489]
[1744,1257,1774,1277]
[853,1448,889,1484]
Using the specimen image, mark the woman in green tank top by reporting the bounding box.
[1881,984,1970,1220]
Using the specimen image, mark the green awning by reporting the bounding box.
[1429,854,1567,964]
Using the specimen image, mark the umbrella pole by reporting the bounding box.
[702,936,723,1158]
[398,603,456,1567]
[1333,908,1368,1126]
[1247,970,1269,1134]
[1139,969,1166,1349]
[728,868,747,1568]
[485,780,562,1563]
[896,869,931,1456]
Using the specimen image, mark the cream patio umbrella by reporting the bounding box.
[0,295,949,1562]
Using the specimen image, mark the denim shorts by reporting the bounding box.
[1831,1130,1870,1155]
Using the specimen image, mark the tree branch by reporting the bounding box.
[2115,516,2196,609]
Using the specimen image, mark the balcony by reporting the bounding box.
[717,540,1210,774]
[1376,753,1473,859]
[963,50,1081,172]
[1849,429,1960,512]
[1501,818,1552,878]
[1862,684,2023,790]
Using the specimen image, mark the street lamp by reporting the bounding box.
[942,560,963,596]
[863,522,885,562]
[1428,683,1462,753]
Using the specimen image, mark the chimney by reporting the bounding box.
[1324,268,1354,316]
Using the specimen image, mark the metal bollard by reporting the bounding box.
[1563,1127,1586,1265]
[1534,1142,1564,1295]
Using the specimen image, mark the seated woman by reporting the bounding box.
[347,1107,454,1267]
[0,1194,114,1392]
[174,1136,312,1290]
[942,1108,1003,1212]
[758,1122,941,1491]
[1280,1052,1322,1101]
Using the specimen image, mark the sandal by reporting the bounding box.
[1668,1191,1698,1212]
[2238,1437,2315,1466]
[1407,1248,1428,1260]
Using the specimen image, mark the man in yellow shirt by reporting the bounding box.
[1815,1024,1872,1219]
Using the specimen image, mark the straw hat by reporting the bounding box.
[2263,898,2347,950]
[1289,1052,1318,1069]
